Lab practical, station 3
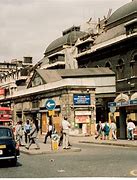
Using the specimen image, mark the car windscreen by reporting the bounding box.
[0,128,12,137]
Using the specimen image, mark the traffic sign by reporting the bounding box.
[110,106,116,113]
[45,99,56,110]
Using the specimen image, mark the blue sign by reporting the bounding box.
[45,99,56,110]
[108,102,116,107]
[130,99,137,105]
[108,99,137,108]
[73,94,90,105]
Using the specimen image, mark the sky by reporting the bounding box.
[0,0,131,64]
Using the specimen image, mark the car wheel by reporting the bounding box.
[10,157,17,166]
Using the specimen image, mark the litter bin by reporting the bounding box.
[51,133,59,150]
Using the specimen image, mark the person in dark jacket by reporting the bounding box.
[25,119,40,150]
[95,121,103,139]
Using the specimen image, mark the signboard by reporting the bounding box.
[48,110,55,116]
[108,102,116,107]
[108,99,137,109]
[75,115,90,123]
[110,106,116,113]
[73,94,90,105]
[45,99,56,110]
[130,99,137,105]
[0,88,5,95]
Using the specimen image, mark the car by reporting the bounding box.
[0,126,20,166]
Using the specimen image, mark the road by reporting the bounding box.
[0,143,137,178]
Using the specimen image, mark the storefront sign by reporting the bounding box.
[0,88,5,95]
[75,111,91,115]
[73,94,90,105]
[75,115,90,123]
[108,99,137,108]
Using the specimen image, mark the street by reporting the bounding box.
[0,142,137,177]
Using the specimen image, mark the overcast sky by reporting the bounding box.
[0,0,131,64]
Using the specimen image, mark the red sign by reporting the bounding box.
[75,115,90,123]
[0,88,5,95]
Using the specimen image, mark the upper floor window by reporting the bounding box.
[116,59,125,80]
[105,61,111,69]
[125,19,137,35]
[130,54,137,77]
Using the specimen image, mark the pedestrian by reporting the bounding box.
[15,121,23,146]
[61,116,71,149]
[25,119,40,150]
[24,119,31,144]
[127,119,135,140]
[103,121,110,140]
[58,128,72,147]
[43,122,52,144]
[95,121,103,140]
[110,120,117,140]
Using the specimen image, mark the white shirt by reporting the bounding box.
[127,122,135,130]
[110,122,116,131]
[62,119,70,130]
[48,125,52,131]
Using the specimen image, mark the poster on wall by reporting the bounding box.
[75,115,90,123]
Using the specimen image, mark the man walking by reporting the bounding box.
[43,123,52,144]
[25,119,40,150]
[127,119,135,140]
[61,116,71,149]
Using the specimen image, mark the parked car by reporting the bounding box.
[0,126,20,166]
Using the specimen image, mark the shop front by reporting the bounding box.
[108,93,137,139]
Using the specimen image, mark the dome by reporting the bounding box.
[44,30,86,56]
[107,0,137,25]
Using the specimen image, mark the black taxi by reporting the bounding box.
[0,126,20,166]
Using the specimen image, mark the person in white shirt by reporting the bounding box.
[62,117,71,149]
[110,120,117,140]
[127,119,136,140]
[24,119,31,144]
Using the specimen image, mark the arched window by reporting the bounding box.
[105,61,111,69]
[95,65,99,68]
[116,59,125,80]
[130,54,137,77]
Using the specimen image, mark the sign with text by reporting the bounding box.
[73,94,90,105]
[75,115,90,123]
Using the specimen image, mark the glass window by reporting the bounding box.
[0,128,12,137]
[116,59,125,80]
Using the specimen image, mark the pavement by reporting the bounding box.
[19,134,137,155]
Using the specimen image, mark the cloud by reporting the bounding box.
[0,0,131,64]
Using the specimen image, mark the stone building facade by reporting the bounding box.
[75,0,137,138]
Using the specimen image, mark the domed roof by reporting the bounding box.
[45,30,86,55]
[107,0,137,25]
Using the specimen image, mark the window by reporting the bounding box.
[130,54,137,77]
[0,128,12,137]
[105,61,111,68]
[116,59,125,80]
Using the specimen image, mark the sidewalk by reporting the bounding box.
[77,135,137,148]
[20,135,137,155]
[19,135,81,155]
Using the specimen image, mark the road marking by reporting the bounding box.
[130,170,137,176]
[57,169,65,173]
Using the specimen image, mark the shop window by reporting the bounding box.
[32,100,39,108]
[116,59,125,80]
[130,54,137,77]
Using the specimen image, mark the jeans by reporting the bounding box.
[127,129,134,140]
